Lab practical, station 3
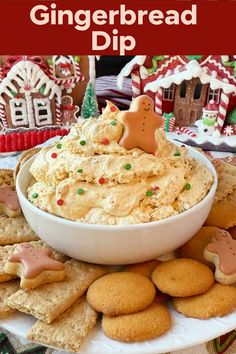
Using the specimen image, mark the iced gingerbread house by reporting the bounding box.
[0,55,90,153]
[118,55,236,151]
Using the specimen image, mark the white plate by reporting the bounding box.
[0,307,235,353]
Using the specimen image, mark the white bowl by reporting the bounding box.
[16,144,217,265]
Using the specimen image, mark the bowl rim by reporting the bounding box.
[16,141,218,231]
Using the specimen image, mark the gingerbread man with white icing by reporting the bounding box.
[204,230,236,285]
[118,95,163,155]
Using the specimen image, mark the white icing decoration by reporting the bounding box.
[33,97,52,126]
[144,60,236,95]
[117,56,147,89]
[10,98,28,126]
[0,61,61,105]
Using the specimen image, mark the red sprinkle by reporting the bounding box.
[152,185,160,191]
[101,138,110,145]
[51,153,58,159]
[110,106,117,112]
[57,199,64,206]
[98,177,106,185]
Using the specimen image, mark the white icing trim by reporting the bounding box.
[0,61,61,105]
[117,56,147,89]
[33,97,52,126]
[10,98,28,126]
[145,60,236,94]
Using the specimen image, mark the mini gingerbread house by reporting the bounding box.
[118,56,236,151]
[0,55,90,152]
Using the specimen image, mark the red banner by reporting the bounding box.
[0,0,235,54]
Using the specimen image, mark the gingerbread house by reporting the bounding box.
[118,56,236,134]
[0,55,90,152]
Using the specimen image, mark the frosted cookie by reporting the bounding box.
[177,226,221,266]
[204,230,236,285]
[4,244,66,289]
[0,280,19,318]
[0,185,21,217]
[205,189,236,229]
[118,95,163,154]
[87,272,156,316]
[7,260,107,323]
[102,303,171,342]
[172,283,236,319]
[0,216,38,245]
[152,259,214,297]
[28,297,98,352]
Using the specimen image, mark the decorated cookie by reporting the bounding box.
[152,258,214,297]
[204,230,236,285]
[0,185,21,217]
[87,272,156,316]
[118,95,163,154]
[4,244,65,289]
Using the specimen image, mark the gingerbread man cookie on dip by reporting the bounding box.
[4,244,65,289]
[0,185,21,217]
[118,95,163,155]
[204,230,236,285]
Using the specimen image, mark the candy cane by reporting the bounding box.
[0,104,7,128]
[176,127,197,138]
[131,70,141,97]
[217,87,230,133]
[0,65,3,83]
[155,88,163,115]
[55,98,61,125]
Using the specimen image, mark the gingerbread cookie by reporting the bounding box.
[172,283,236,319]
[118,95,163,154]
[204,230,236,285]
[177,226,221,267]
[0,185,21,217]
[4,243,65,289]
[87,272,156,316]
[102,303,171,342]
[228,226,236,240]
[152,259,214,297]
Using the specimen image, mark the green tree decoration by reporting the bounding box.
[222,58,236,77]
[81,81,99,119]
[226,108,236,125]
[185,55,203,61]
[147,56,165,74]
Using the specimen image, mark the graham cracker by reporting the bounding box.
[0,280,19,318]
[0,169,14,188]
[0,216,39,245]
[214,161,236,203]
[7,259,107,323]
[28,297,98,352]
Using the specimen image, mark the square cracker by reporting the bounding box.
[0,216,39,245]
[0,280,19,318]
[28,297,97,352]
[0,169,14,188]
[7,259,107,323]
[174,165,213,213]
[214,161,236,203]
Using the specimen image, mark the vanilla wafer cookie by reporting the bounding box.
[14,148,41,181]
[0,216,38,245]
[0,280,19,318]
[7,260,107,323]
[28,297,98,352]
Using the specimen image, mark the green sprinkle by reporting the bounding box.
[80,140,86,146]
[185,183,191,190]
[174,151,181,156]
[110,120,117,126]
[77,188,84,195]
[77,168,83,173]
[56,143,62,149]
[32,193,38,199]
[146,190,154,197]
[59,136,63,140]
[124,163,132,171]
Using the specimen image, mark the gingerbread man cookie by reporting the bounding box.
[4,244,65,289]
[118,95,163,154]
[204,230,236,285]
[0,185,21,217]
[61,95,79,126]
